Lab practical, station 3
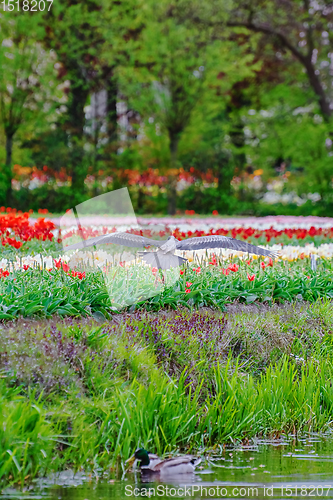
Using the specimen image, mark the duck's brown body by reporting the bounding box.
[126,448,201,474]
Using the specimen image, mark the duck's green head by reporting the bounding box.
[134,448,150,466]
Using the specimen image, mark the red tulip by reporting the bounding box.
[209,254,217,266]
[54,258,62,269]
[228,263,239,272]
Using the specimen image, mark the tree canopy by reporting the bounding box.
[0,0,331,214]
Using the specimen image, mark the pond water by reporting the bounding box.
[2,434,333,500]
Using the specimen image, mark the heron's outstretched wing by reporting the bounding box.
[176,235,279,258]
[64,232,164,252]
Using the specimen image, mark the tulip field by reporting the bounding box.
[1,208,333,320]
[2,208,333,489]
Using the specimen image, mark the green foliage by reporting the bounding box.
[0,380,55,488]
[0,11,63,203]
[0,257,333,321]
[113,0,258,212]
[0,12,58,136]
[0,0,332,215]
[11,184,90,213]
[2,301,333,487]
[242,82,332,203]
[178,184,250,214]
[0,266,110,320]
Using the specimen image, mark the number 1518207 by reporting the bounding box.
[1,0,53,11]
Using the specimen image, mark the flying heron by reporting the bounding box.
[64,232,279,270]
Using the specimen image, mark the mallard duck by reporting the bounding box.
[126,448,201,474]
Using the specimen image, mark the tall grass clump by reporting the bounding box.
[0,379,56,488]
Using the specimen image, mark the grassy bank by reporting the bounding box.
[1,300,333,488]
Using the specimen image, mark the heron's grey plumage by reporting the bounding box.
[64,231,279,267]
[64,232,163,252]
[175,235,279,258]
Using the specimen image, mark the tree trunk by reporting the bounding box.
[303,58,332,121]
[4,134,14,206]
[66,77,90,201]
[227,20,332,122]
[216,152,233,192]
[70,141,87,196]
[229,119,247,203]
[229,120,246,171]
[137,186,145,213]
[167,134,179,215]
[106,75,118,149]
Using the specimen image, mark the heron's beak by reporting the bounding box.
[126,455,136,468]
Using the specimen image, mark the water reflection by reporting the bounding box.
[2,434,333,499]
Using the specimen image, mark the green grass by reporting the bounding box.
[1,301,333,488]
[0,381,55,487]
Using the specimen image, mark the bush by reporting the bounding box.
[254,200,333,217]
[178,184,255,215]
[10,182,333,216]
[11,186,90,212]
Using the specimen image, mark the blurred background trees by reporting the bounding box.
[0,0,332,215]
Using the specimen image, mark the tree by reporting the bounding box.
[42,0,107,198]
[240,81,333,207]
[42,0,145,197]
[117,0,257,214]
[0,13,60,205]
[225,0,333,122]
[186,0,333,210]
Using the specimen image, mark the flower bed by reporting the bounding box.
[0,253,332,320]
[0,209,333,320]
[0,208,58,256]
[61,222,333,248]
[2,209,333,255]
